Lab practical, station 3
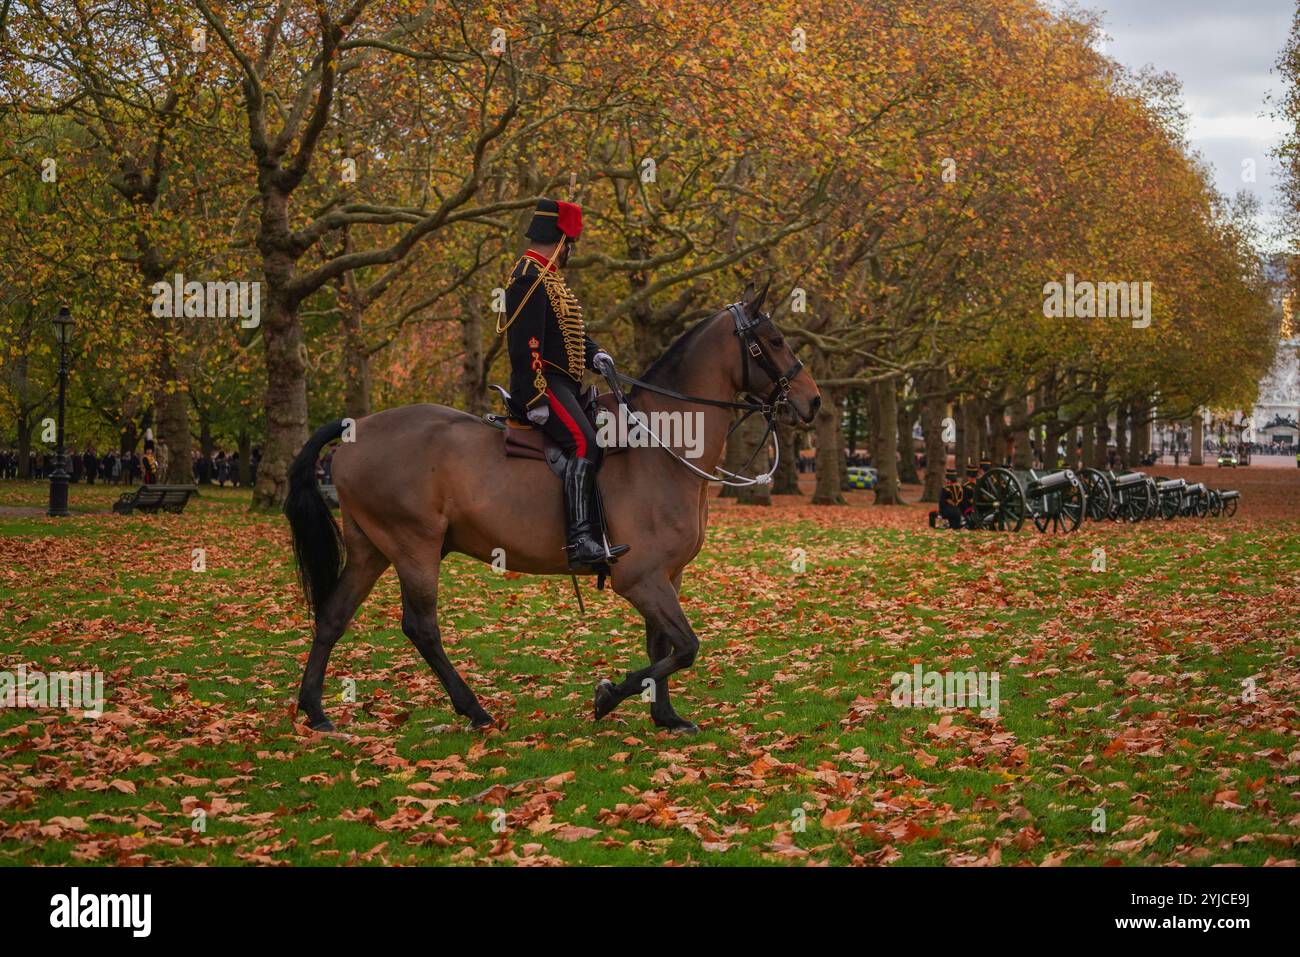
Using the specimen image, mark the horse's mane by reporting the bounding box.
[637,312,720,388]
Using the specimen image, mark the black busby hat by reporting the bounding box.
[965,461,979,476]
[945,468,958,481]
[525,199,583,244]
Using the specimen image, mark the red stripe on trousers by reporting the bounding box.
[546,388,586,458]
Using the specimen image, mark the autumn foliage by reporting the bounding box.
[0,0,1277,502]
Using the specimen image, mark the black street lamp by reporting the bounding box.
[46,306,75,518]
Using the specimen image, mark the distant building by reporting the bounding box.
[1250,337,1300,450]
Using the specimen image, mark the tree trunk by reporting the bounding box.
[16,412,32,479]
[460,300,488,416]
[961,397,977,468]
[1115,401,1129,467]
[773,418,801,495]
[1190,415,1204,465]
[728,412,771,505]
[872,378,902,505]
[897,392,920,485]
[838,392,852,491]
[11,351,35,479]
[953,396,968,473]
[1130,400,1148,465]
[253,292,310,509]
[1040,374,1059,468]
[985,407,999,465]
[199,412,214,459]
[120,414,138,455]
[155,328,192,485]
[919,372,947,503]
[1010,395,1031,468]
[812,389,845,505]
[342,303,372,420]
[156,386,192,485]
[237,429,252,486]
[1092,404,1109,468]
[846,392,860,456]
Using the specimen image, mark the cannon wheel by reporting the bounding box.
[1223,496,1238,518]
[1191,492,1209,518]
[1207,490,1223,517]
[1033,477,1085,534]
[1079,469,1111,522]
[973,467,1026,532]
[1159,487,1181,520]
[1141,477,1160,521]
[1119,477,1152,522]
[1106,478,1124,521]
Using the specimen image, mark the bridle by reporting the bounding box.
[601,302,805,487]
[727,301,805,412]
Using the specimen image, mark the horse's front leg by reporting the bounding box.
[596,578,700,734]
[644,621,698,733]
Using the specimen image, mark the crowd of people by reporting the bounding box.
[0,437,261,487]
[0,447,146,483]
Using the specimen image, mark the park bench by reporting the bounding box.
[112,484,199,515]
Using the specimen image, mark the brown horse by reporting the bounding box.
[284,282,821,734]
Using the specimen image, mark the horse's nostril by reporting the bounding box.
[810,396,822,414]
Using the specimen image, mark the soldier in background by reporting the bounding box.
[929,468,967,529]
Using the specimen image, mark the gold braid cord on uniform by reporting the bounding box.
[539,269,586,380]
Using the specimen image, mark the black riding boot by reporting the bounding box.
[563,457,629,570]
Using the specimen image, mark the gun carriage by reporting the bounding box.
[972,467,1086,534]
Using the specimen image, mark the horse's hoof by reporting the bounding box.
[656,718,700,735]
[469,715,496,731]
[310,718,336,733]
[593,679,618,720]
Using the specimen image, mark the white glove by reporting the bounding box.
[592,351,615,375]
[527,404,550,425]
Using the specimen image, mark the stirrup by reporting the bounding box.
[566,535,628,571]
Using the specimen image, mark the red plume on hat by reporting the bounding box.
[556,201,582,240]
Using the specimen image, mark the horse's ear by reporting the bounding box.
[751,278,770,314]
[740,281,755,303]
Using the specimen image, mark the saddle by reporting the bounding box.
[482,386,626,589]
[483,386,626,478]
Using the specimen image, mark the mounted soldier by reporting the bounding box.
[496,198,628,571]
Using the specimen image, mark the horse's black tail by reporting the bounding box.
[285,419,346,619]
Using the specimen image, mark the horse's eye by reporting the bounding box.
[770,337,784,347]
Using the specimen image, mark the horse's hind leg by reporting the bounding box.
[394,550,494,730]
[596,577,700,734]
[298,519,389,732]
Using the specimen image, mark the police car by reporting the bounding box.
[847,466,878,489]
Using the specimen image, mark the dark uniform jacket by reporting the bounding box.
[961,478,979,513]
[942,481,962,507]
[504,253,601,410]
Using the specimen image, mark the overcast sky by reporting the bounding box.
[1074,0,1294,246]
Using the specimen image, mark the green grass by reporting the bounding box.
[1,481,1297,866]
